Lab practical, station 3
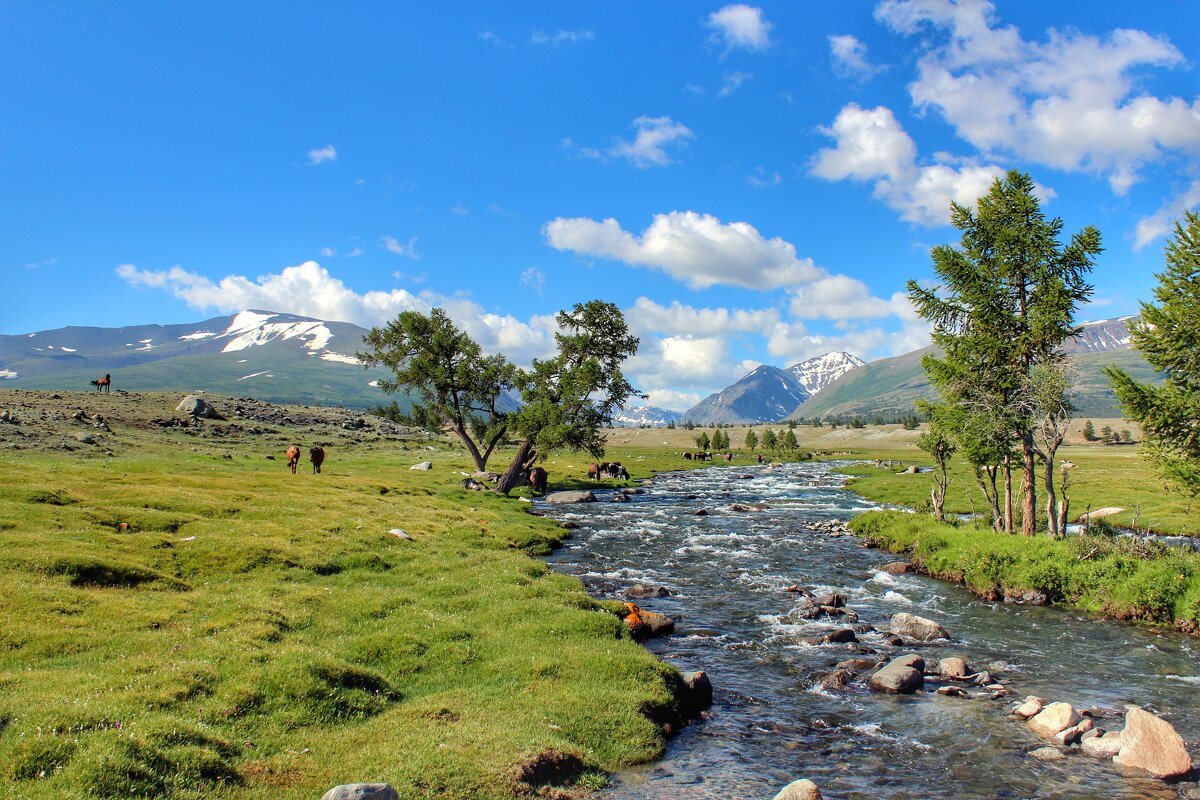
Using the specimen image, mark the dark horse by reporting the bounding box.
[309,446,326,474]
[90,373,111,394]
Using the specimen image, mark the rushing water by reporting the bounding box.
[540,461,1200,800]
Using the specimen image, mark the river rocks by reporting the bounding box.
[625,584,671,599]
[693,508,709,516]
[1013,696,1046,719]
[821,628,857,644]
[815,593,846,608]
[1003,588,1050,605]
[320,785,400,800]
[626,608,674,640]
[621,487,644,495]
[1081,730,1124,759]
[773,779,822,800]
[1113,705,1193,779]
[868,654,925,694]
[938,657,971,678]
[679,670,713,714]
[1028,702,1082,738]
[409,461,432,470]
[611,493,629,503]
[936,686,970,698]
[1029,746,1067,761]
[729,502,768,512]
[544,491,596,504]
[881,561,914,574]
[836,658,880,671]
[1053,717,1094,746]
[820,670,854,690]
[889,612,950,641]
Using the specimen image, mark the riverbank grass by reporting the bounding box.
[0,434,684,799]
[850,510,1200,630]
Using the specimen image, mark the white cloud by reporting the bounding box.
[747,169,782,188]
[829,34,883,80]
[626,297,780,337]
[115,261,557,366]
[531,29,594,44]
[706,4,772,53]
[544,210,822,290]
[625,335,756,391]
[609,116,695,168]
[1134,180,1200,250]
[381,235,420,259]
[876,0,1200,194]
[766,317,930,367]
[519,266,545,297]
[789,276,913,321]
[319,247,336,257]
[811,103,1007,226]
[478,31,514,49]
[346,246,365,258]
[641,389,703,411]
[718,70,752,97]
[306,145,337,165]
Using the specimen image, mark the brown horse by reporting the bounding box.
[90,373,111,394]
[309,446,325,474]
[587,463,601,481]
[286,445,301,474]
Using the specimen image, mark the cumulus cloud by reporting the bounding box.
[544,211,823,290]
[641,389,703,411]
[829,34,883,80]
[811,103,1007,225]
[115,261,557,366]
[626,297,780,337]
[1134,180,1200,250]
[306,145,337,165]
[876,0,1200,194]
[706,4,772,52]
[766,316,930,367]
[319,247,336,257]
[624,334,759,392]
[789,276,912,321]
[610,116,695,168]
[381,235,420,259]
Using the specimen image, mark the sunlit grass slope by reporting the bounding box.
[0,437,688,799]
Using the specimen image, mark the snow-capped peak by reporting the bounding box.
[786,351,865,395]
[219,310,335,353]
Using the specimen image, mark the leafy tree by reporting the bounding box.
[1028,362,1073,536]
[782,428,799,451]
[762,429,778,451]
[1082,419,1096,441]
[849,418,865,429]
[1109,212,1200,498]
[495,300,641,495]
[908,170,1100,535]
[744,429,759,452]
[696,432,711,451]
[359,308,516,471]
[916,403,957,522]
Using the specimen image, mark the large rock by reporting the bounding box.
[1013,696,1046,719]
[409,461,433,470]
[938,657,970,678]
[1027,702,1082,738]
[881,561,914,574]
[1113,705,1193,779]
[176,395,225,420]
[638,610,675,638]
[679,670,713,714]
[1081,730,1123,759]
[321,785,400,800]
[773,779,822,800]
[890,612,949,641]
[868,654,925,694]
[545,490,596,504]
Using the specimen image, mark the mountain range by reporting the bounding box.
[681,352,865,424]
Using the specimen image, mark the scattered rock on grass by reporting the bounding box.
[409,461,432,471]
[176,395,225,420]
[387,529,413,540]
[320,785,400,800]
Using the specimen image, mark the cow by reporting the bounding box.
[309,446,326,474]
[587,463,601,481]
[614,466,630,481]
[285,445,301,474]
[605,461,624,479]
[528,466,548,494]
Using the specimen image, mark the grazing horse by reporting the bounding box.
[605,461,624,479]
[724,452,733,462]
[756,453,765,464]
[528,466,548,494]
[285,445,301,474]
[683,452,694,461]
[614,466,630,481]
[587,463,601,481]
[309,446,325,474]
[90,373,111,394]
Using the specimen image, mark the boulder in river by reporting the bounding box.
[1081,730,1124,759]
[773,779,822,800]
[881,561,913,574]
[836,658,880,672]
[1112,705,1193,779]
[1027,702,1081,738]
[1013,696,1045,719]
[545,490,596,504]
[729,502,768,512]
[820,670,854,690]
[890,612,949,641]
[625,584,671,599]
[1028,746,1067,761]
[868,654,925,694]
[679,670,713,714]
[821,628,857,644]
[1053,717,1094,746]
[938,657,971,679]
[321,785,400,800]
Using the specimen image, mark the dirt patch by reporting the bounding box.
[512,749,587,797]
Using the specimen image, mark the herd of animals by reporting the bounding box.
[684,451,767,464]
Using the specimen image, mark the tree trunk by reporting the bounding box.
[495,440,537,496]
[1003,458,1013,534]
[977,467,1002,532]
[1021,432,1037,535]
[453,425,488,472]
[1042,443,1060,538]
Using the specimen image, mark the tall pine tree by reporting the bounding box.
[1108,211,1200,497]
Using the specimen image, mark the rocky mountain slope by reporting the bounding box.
[611,405,683,428]
[682,352,864,424]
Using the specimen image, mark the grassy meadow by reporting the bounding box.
[0,392,712,800]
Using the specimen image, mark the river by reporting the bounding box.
[540,461,1200,800]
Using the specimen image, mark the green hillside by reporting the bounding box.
[791,346,1160,421]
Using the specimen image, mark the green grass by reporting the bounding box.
[849,511,1200,631]
[0,417,709,799]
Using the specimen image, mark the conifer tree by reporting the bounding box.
[744,429,758,452]
[1109,213,1200,497]
[782,428,798,451]
[1082,419,1096,441]
[762,428,778,451]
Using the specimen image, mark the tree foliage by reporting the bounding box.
[744,429,758,452]
[1108,211,1200,497]
[907,170,1100,534]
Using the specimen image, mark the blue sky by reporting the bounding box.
[4,1,1199,409]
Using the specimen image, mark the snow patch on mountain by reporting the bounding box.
[1065,316,1136,353]
[0,369,17,380]
[787,351,866,395]
[612,406,683,428]
[319,352,360,365]
[221,312,334,353]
